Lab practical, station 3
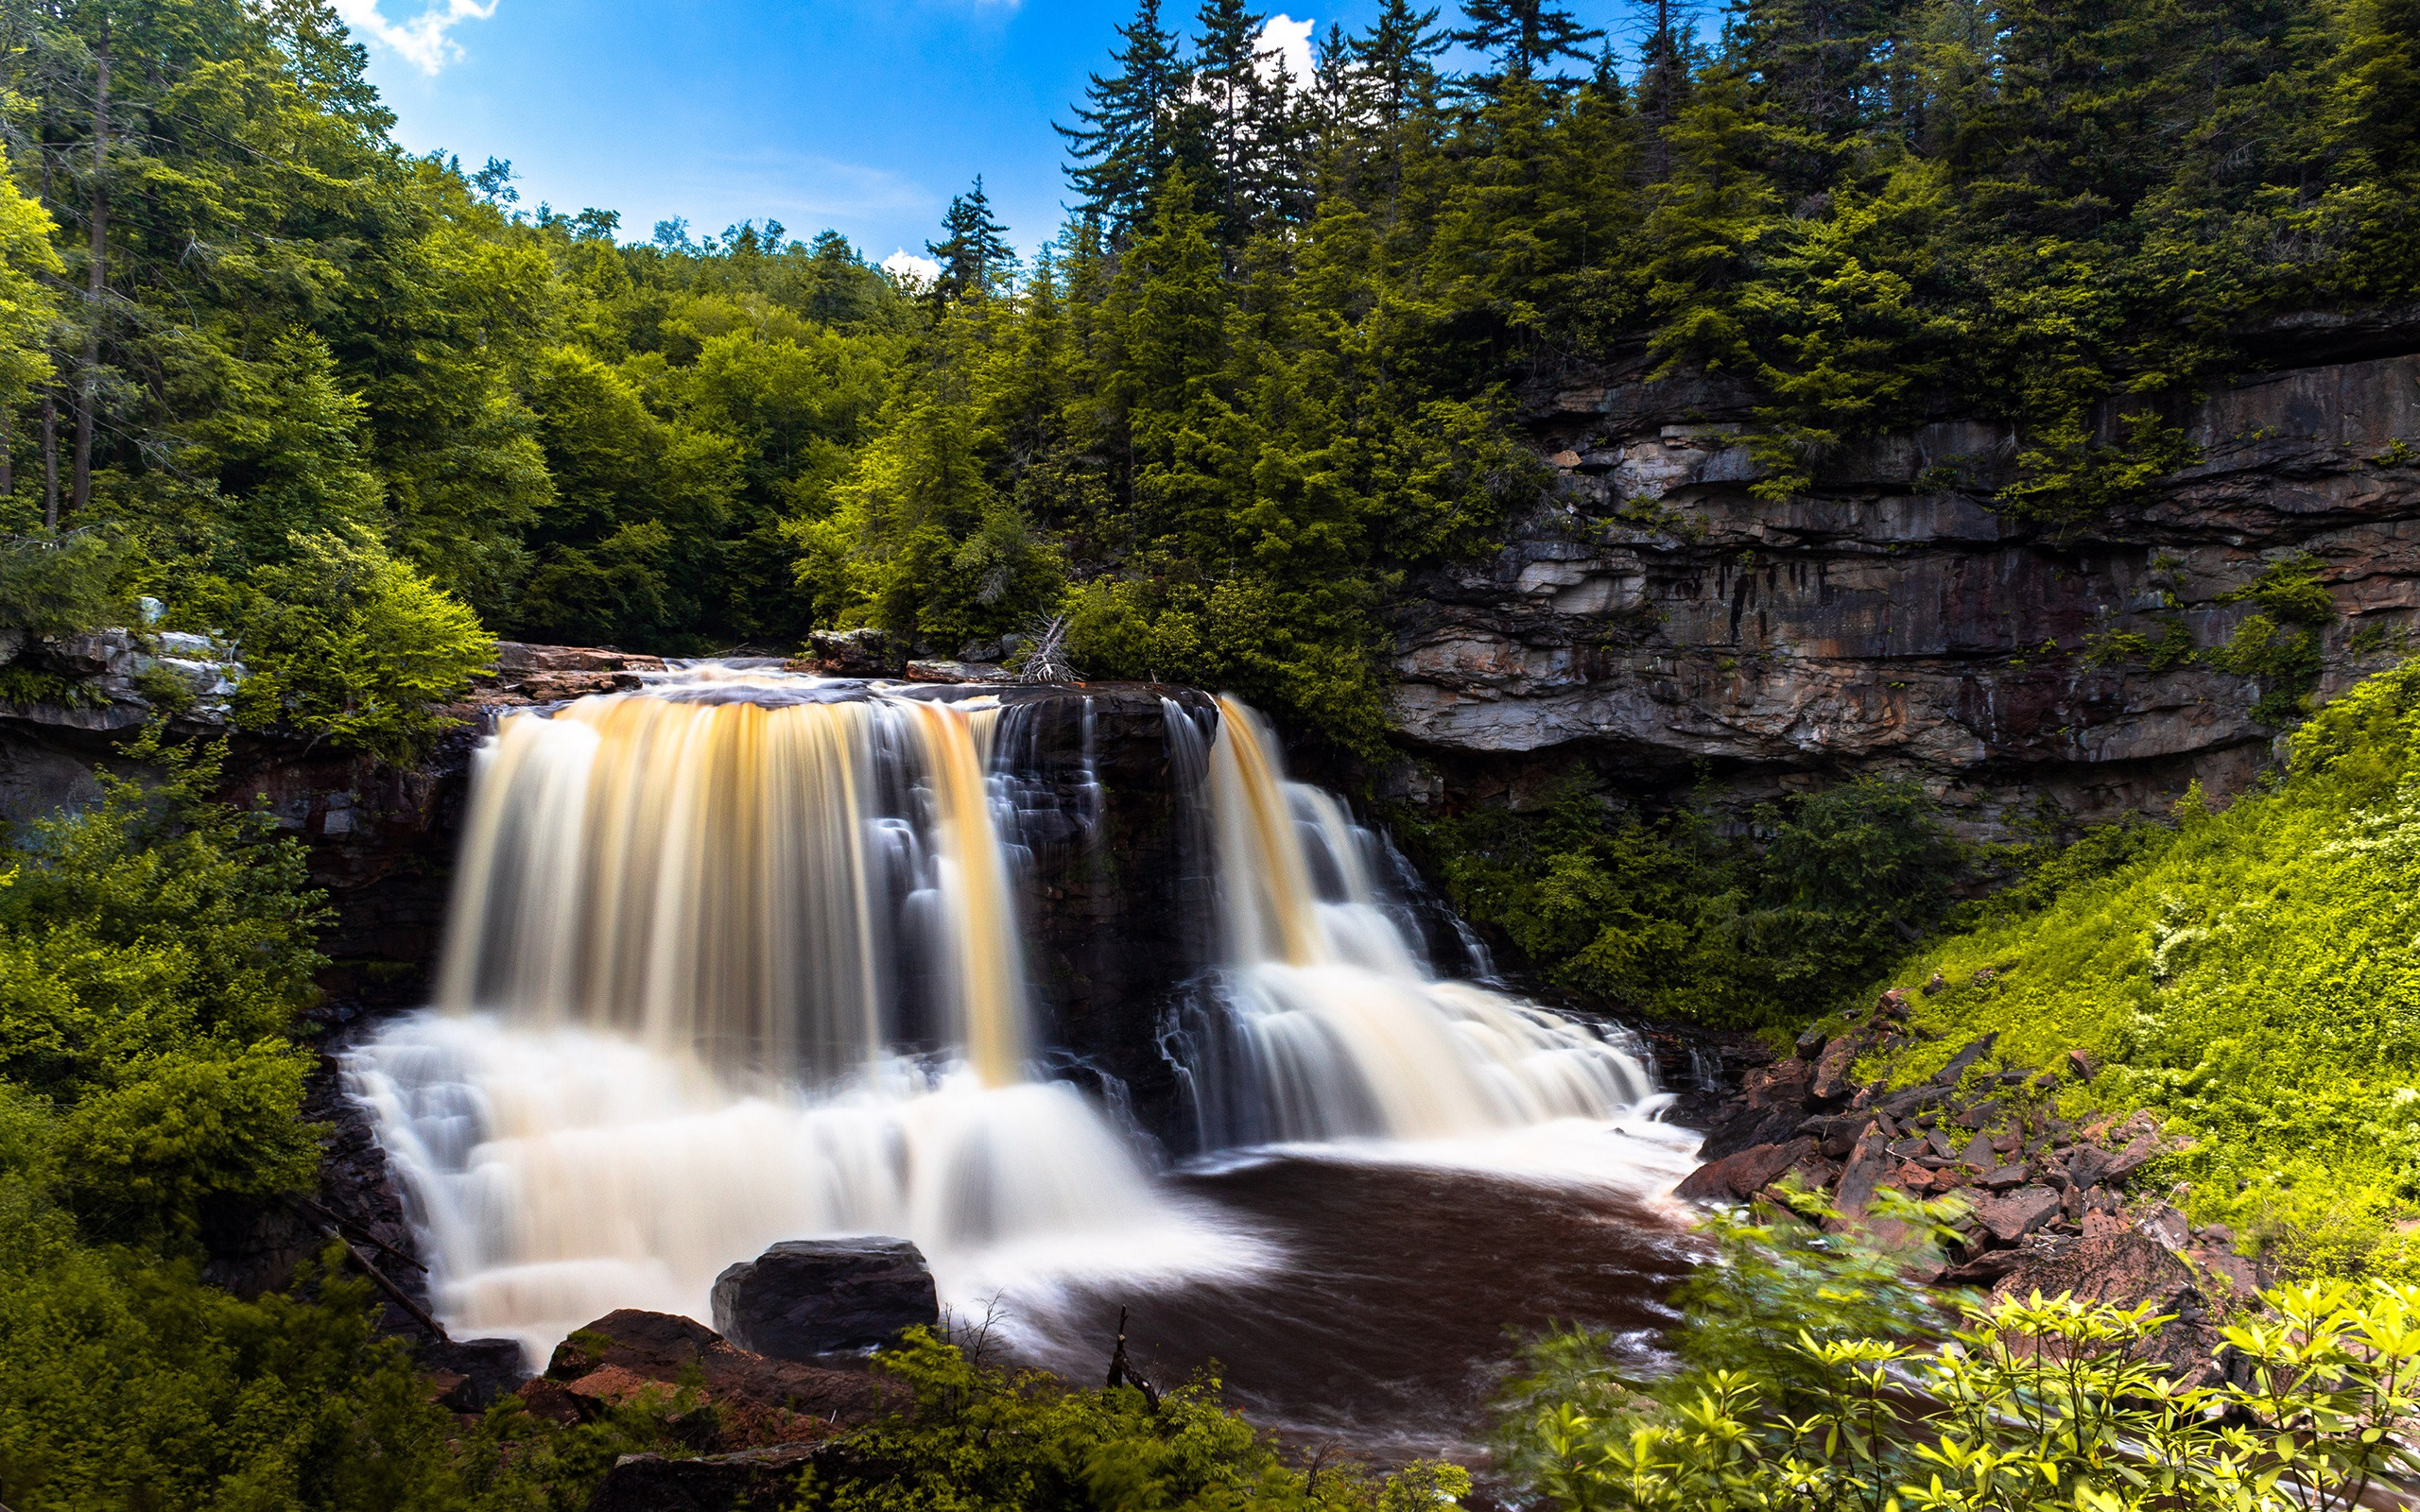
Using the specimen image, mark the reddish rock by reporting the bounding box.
[1971,1187,2063,1244]
[1676,1138,1816,1202]
[2066,1049,2098,1082]
[510,1376,589,1426]
[1997,1230,2216,1380]
[1832,1130,1896,1216]
[545,1309,883,1449]
[1809,1037,1864,1104]
[493,642,667,674]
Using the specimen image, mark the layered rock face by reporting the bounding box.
[1388,351,2420,833]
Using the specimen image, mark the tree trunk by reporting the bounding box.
[1,403,13,502]
[72,27,108,518]
[42,393,57,530]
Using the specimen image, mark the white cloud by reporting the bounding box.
[335,0,498,75]
[1259,14,1317,88]
[881,249,942,287]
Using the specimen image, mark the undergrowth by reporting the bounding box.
[1860,657,2420,1276]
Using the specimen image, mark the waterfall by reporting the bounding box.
[351,670,1668,1362]
[1185,697,1657,1146]
[354,674,1251,1361]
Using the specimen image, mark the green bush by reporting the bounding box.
[1401,775,1961,1026]
[803,1328,1467,1512]
[233,526,497,762]
[1501,1203,2420,1512]
[0,530,126,637]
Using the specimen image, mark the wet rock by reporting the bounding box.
[1676,1138,1816,1202]
[712,1239,940,1358]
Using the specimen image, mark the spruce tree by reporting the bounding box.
[1057,0,1192,237]
[926,178,1016,301]
[1453,0,1602,88]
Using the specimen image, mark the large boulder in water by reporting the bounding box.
[711,1238,939,1358]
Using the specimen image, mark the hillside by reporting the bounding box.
[1858,655,2420,1275]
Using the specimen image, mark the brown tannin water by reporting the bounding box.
[1000,1150,1702,1460]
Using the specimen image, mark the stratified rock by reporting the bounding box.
[1389,352,2420,843]
[711,1239,940,1358]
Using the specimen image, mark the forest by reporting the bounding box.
[0,0,2417,1504]
[0,0,2411,756]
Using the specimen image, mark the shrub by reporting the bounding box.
[801,1328,1467,1512]
[1869,658,2420,1273]
[233,525,496,762]
[0,530,126,637]
[1501,1202,2420,1512]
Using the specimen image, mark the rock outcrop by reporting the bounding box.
[711,1239,940,1358]
[1387,350,2420,835]
[524,1308,883,1448]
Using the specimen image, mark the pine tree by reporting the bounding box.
[1453,0,1602,89]
[926,178,1016,301]
[1058,0,1192,237]
[1190,0,1293,245]
[1352,0,1450,126]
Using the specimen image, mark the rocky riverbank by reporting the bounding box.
[1672,989,2259,1379]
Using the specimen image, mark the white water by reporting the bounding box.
[1184,697,1666,1147]
[352,668,1685,1365]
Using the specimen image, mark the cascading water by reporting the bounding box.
[349,667,1693,1398]
[1179,697,1662,1148]
[350,671,1257,1360]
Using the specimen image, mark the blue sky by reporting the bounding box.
[345,0,1284,268]
[339,0,1648,267]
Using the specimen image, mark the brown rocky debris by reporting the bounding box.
[1970,1187,2063,1244]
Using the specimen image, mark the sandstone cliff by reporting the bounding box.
[1386,344,2420,835]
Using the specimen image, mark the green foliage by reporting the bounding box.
[1402,775,1961,1025]
[0,532,127,637]
[800,1328,1466,1511]
[0,729,328,1240]
[1502,1217,2420,1512]
[1870,658,2420,1274]
[233,527,496,761]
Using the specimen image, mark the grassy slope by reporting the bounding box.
[1859,659,2420,1274]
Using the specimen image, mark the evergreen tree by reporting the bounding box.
[1058,0,1193,237]
[1453,0,1603,87]
[1352,0,1450,125]
[926,177,1017,301]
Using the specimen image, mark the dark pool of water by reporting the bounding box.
[1003,1152,1703,1464]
